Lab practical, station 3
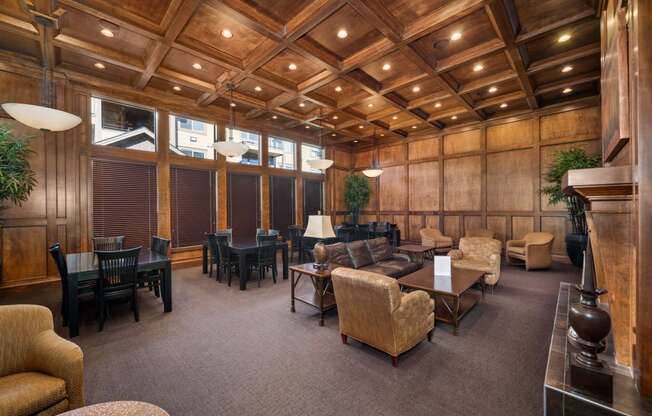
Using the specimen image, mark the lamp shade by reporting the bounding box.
[2,103,82,132]
[362,168,383,178]
[303,215,336,239]
[306,158,334,170]
[213,140,249,158]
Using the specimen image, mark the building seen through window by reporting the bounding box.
[169,115,215,160]
[268,136,296,169]
[226,128,261,165]
[91,97,156,151]
[301,143,324,173]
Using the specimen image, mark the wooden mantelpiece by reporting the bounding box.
[562,165,633,199]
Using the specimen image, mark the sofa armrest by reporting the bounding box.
[447,249,463,260]
[506,239,526,249]
[488,253,501,279]
[394,291,434,320]
[439,236,453,245]
[390,253,412,262]
[29,330,84,409]
[525,243,553,269]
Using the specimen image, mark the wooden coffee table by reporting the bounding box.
[290,263,336,326]
[396,244,436,265]
[398,265,485,335]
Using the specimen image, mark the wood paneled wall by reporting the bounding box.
[330,104,602,263]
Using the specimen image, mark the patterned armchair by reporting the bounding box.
[0,305,84,416]
[448,237,502,289]
[331,268,434,366]
[464,228,495,239]
[506,232,554,270]
[419,228,453,250]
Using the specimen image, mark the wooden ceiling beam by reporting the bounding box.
[204,0,284,40]
[53,33,144,71]
[407,91,452,109]
[427,106,469,122]
[0,12,39,39]
[473,90,526,110]
[527,41,600,74]
[534,71,600,95]
[402,0,490,42]
[514,9,595,45]
[346,0,403,42]
[458,69,517,94]
[436,38,505,72]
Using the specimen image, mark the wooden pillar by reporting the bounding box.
[157,110,171,240]
[261,132,270,229]
[217,125,228,230]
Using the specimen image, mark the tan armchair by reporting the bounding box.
[464,228,495,239]
[506,232,554,270]
[419,228,453,252]
[448,237,502,289]
[0,305,84,416]
[331,267,434,366]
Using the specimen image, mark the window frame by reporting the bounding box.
[169,113,217,160]
[268,135,296,171]
[91,96,158,152]
[301,143,325,174]
[225,127,262,166]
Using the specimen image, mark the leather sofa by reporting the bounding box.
[331,267,434,366]
[506,232,555,270]
[0,304,84,416]
[448,237,502,289]
[324,237,420,278]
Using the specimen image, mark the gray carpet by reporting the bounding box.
[0,261,579,416]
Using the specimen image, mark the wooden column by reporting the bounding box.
[157,110,171,240]
[216,125,228,230]
[260,133,270,229]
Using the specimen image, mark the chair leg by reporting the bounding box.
[271,263,277,284]
[98,298,105,332]
[154,281,160,298]
[391,355,398,367]
[427,329,433,342]
[258,266,263,288]
[216,263,222,282]
[341,334,348,344]
[227,265,232,287]
[133,291,140,322]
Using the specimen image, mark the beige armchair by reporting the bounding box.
[0,305,84,416]
[506,232,554,270]
[448,237,502,290]
[331,267,434,366]
[464,228,495,239]
[419,228,453,252]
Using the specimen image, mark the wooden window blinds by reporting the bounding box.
[170,167,216,247]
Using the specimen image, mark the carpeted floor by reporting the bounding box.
[0,260,579,416]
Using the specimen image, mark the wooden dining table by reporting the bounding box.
[65,250,172,338]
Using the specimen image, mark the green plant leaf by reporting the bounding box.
[0,124,37,209]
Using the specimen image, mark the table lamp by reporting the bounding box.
[304,213,336,270]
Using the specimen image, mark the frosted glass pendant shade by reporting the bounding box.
[213,140,249,157]
[2,103,82,132]
[306,159,333,170]
[362,168,383,178]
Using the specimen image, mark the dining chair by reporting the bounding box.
[48,243,96,327]
[215,235,240,286]
[96,246,142,332]
[288,225,303,262]
[217,228,233,245]
[251,241,277,287]
[137,236,170,298]
[92,236,125,251]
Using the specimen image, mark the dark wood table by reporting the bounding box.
[398,265,485,335]
[290,263,336,326]
[65,250,172,338]
[202,240,289,290]
[396,244,436,265]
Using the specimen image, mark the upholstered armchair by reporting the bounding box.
[448,237,502,290]
[464,228,495,239]
[419,228,453,251]
[506,232,555,270]
[331,267,434,366]
[0,305,84,416]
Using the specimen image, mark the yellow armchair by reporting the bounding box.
[0,305,84,416]
[506,232,554,270]
[419,228,453,251]
[448,237,502,289]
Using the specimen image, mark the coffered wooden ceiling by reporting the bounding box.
[0,0,601,145]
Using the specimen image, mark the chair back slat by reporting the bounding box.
[93,236,125,251]
[151,236,170,256]
[215,234,232,262]
[257,241,276,263]
[48,243,68,281]
[97,247,141,290]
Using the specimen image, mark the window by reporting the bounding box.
[303,179,324,226]
[170,167,216,247]
[92,159,158,248]
[91,97,156,152]
[301,143,324,173]
[268,136,296,169]
[226,128,261,165]
[169,115,215,160]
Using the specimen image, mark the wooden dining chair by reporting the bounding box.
[288,226,303,262]
[96,246,141,332]
[92,236,125,251]
[137,236,170,298]
[251,241,277,287]
[214,234,240,286]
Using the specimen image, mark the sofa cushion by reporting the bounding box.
[377,257,421,276]
[358,264,402,278]
[365,237,393,262]
[0,372,67,416]
[452,258,493,274]
[346,240,375,269]
[507,246,526,255]
[324,242,353,267]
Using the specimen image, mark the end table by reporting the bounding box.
[290,263,336,326]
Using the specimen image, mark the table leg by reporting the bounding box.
[163,261,172,312]
[481,276,486,300]
[453,296,460,336]
[239,252,248,290]
[317,277,325,326]
[67,276,80,338]
[282,246,289,280]
[202,244,208,274]
[291,271,297,313]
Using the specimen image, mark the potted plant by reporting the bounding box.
[343,173,371,225]
[542,147,600,267]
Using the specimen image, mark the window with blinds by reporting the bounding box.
[170,167,216,247]
[92,159,158,249]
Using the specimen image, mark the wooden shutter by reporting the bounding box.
[92,159,158,248]
[270,175,295,238]
[303,179,324,225]
[227,173,261,242]
[170,167,216,247]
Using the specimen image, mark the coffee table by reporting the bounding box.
[396,244,436,265]
[398,265,485,335]
[290,263,336,326]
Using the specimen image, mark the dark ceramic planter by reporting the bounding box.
[566,233,588,268]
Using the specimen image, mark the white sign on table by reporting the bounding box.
[434,255,452,292]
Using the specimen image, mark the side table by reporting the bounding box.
[290,263,336,326]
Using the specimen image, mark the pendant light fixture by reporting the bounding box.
[1,14,81,132]
[213,83,249,158]
[363,128,383,178]
[306,108,333,171]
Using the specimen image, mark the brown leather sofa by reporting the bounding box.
[506,232,555,270]
[331,267,434,366]
[324,237,420,278]
[0,304,84,416]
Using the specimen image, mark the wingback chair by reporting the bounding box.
[448,237,502,290]
[464,228,495,239]
[419,228,453,252]
[506,232,555,270]
[0,305,84,416]
[331,268,434,366]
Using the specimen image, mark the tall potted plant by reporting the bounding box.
[542,148,600,267]
[343,173,371,225]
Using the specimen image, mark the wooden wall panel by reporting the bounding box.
[408,137,438,161]
[379,143,406,166]
[444,216,461,244]
[487,216,507,245]
[487,149,535,212]
[366,176,378,211]
[393,215,406,238]
[541,216,568,256]
[379,165,407,211]
[333,148,352,169]
[408,161,438,211]
[359,213,377,223]
[487,119,535,152]
[540,107,601,143]
[408,215,424,241]
[333,168,349,212]
[443,129,481,155]
[354,150,373,169]
[2,226,47,284]
[463,216,482,237]
[512,216,534,240]
[444,156,481,211]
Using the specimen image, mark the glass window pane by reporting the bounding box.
[91,97,156,152]
[301,143,324,173]
[268,136,296,170]
[169,115,215,160]
[226,128,261,165]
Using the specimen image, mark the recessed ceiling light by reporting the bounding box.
[94,62,105,69]
[192,62,202,70]
[358,125,364,129]
[434,102,442,108]
[392,115,398,120]
[488,86,498,93]
[332,115,338,120]
[412,86,421,93]
[305,126,310,129]
[367,103,374,108]
[100,28,114,37]
[254,86,262,92]
[230,102,236,107]
[299,102,306,107]
[412,125,417,129]
[272,115,278,119]
[335,86,342,92]
[173,86,181,91]
[382,63,391,71]
[451,115,458,120]
[450,31,462,41]
[331,133,336,136]
[558,33,571,43]
[473,63,484,72]
[337,29,348,39]
[380,133,385,137]
[288,63,297,71]
[221,29,233,39]
[563,87,573,94]
[500,103,508,108]
[561,65,573,73]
